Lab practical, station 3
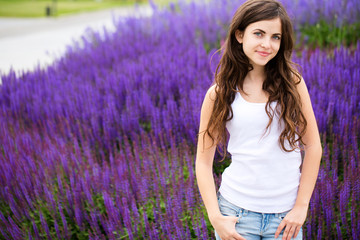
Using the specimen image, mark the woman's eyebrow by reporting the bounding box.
[253,29,266,33]
[253,29,281,35]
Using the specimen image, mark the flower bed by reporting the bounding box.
[0,0,359,239]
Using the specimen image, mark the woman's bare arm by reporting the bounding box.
[294,78,323,208]
[195,85,245,240]
[195,84,220,221]
[275,78,322,240]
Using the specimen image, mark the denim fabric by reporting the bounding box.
[214,192,303,240]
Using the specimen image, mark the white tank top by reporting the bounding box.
[219,90,302,213]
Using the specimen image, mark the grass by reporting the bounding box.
[0,0,174,18]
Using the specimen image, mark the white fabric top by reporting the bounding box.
[219,91,302,213]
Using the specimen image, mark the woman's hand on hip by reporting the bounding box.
[212,215,246,240]
[274,205,308,240]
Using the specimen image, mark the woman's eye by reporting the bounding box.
[254,32,262,37]
[273,36,281,40]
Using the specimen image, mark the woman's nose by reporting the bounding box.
[261,38,271,48]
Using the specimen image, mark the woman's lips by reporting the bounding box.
[257,51,270,57]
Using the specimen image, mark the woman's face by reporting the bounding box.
[235,17,282,68]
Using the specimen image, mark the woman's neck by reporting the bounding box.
[246,65,266,84]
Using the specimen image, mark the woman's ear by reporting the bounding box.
[235,30,243,44]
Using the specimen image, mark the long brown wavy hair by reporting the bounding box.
[205,0,307,160]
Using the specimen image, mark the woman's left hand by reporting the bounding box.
[274,204,308,240]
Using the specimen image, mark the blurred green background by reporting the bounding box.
[0,0,173,18]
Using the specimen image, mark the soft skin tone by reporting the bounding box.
[195,17,322,240]
[237,18,282,71]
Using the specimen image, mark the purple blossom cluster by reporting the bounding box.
[294,46,360,239]
[282,0,360,26]
[0,0,359,239]
[0,121,210,239]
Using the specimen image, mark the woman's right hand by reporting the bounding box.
[211,215,246,240]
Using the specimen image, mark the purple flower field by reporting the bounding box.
[0,0,359,239]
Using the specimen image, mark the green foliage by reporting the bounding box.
[213,156,231,175]
[183,160,190,180]
[0,0,147,18]
[139,120,152,133]
[22,199,90,239]
[298,21,360,48]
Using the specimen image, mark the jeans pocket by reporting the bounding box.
[218,194,238,217]
[219,201,237,217]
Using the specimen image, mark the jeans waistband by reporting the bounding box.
[217,191,290,218]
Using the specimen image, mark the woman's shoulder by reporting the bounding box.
[295,76,309,97]
[290,71,303,85]
[204,84,217,102]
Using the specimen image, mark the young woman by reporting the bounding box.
[195,0,322,240]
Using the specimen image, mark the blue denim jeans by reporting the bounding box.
[215,192,303,240]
